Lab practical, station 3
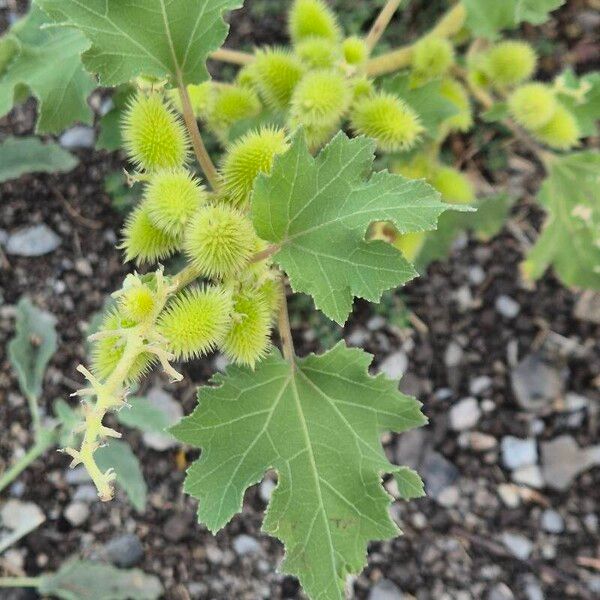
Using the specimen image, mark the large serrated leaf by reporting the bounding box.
[252,132,454,324]
[555,69,600,138]
[462,0,565,39]
[96,440,148,512]
[0,6,95,134]
[172,343,425,600]
[8,297,58,401]
[0,137,78,183]
[37,0,243,87]
[522,151,600,289]
[38,559,162,600]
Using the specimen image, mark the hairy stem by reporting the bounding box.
[365,0,402,51]
[0,578,40,588]
[211,47,254,66]
[177,76,220,190]
[0,429,56,494]
[277,277,295,364]
[366,2,467,76]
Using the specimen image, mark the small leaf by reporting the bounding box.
[38,559,162,600]
[53,399,81,448]
[96,440,147,511]
[382,74,458,139]
[555,70,600,137]
[395,467,425,500]
[37,0,243,87]
[0,6,95,133]
[117,396,173,434]
[172,343,426,600]
[0,137,78,183]
[8,297,58,400]
[463,0,565,39]
[252,132,456,324]
[482,102,510,123]
[522,151,600,289]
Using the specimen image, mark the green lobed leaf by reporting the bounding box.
[172,343,425,600]
[382,73,459,139]
[252,132,455,324]
[555,69,600,138]
[0,137,78,183]
[8,297,58,400]
[462,0,565,39]
[0,6,95,134]
[37,0,243,87]
[96,440,148,511]
[522,151,600,289]
[38,559,162,600]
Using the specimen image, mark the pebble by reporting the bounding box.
[421,451,459,499]
[72,485,99,502]
[259,478,276,503]
[6,224,61,256]
[444,341,463,368]
[574,290,600,324]
[0,500,44,531]
[104,533,144,568]
[511,353,563,413]
[469,375,492,396]
[468,265,486,285]
[468,432,497,451]
[512,465,544,489]
[0,228,8,246]
[163,514,191,543]
[141,387,183,451]
[436,485,459,507]
[64,501,90,527]
[378,352,408,380]
[233,534,261,556]
[501,532,533,560]
[368,579,403,600]
[213,353,229,372]
[346,327,369,347]
[522,575,544,600]
[449,397,481,431]
[501,436,538,470]
[367,315,386,331]
[541,509,564,534]
[65,466,92,485]
[59,125,96,149]
[541,435,600,491]
[488,583,515,600]
[497,484,520,508]
[495,295,520,319]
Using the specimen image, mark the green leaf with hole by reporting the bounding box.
[38,559,162,600]
[0,137,78,183]
[172,343,425,600]
[96,440,148,511]
[252,132,456,324]
[0,6,95,133]
[37,0,243,87]
[522,151,600,289]
[8,297,58,400]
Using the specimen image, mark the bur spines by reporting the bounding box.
[253,48,305,110]
[430,167,475,205]
[343,36,369,67]
[296,37,339,69]
[122,92,189,172]
[484,41,537,87]
[289,0,341,44]
[411,36,455,81]
[532,104,581,150]
[508,83,557,130]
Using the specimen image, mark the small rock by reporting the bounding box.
[0,500,44,531]
[436,485,459,507]
[141,387,183,451]
[6,225,61,257]
[468,264,485,285]
[444,341,463,368]
[449,397,481,431]
[104,534,144,568]
[502,532,533,560]
[233,534,261,556]
[213,353,229,372]
[421,451,459,499]
[488,583,515,600]
[562,392,589,412]
[511,353,563,413]
[368,579,403,600]
[541,435,600,491]
[512,465,544,489]
[9,481,25,498]
[495,295,520,319]
[74,257,93,276]
[378,352,408,380]
[65,466,92,485]
[470,375,493,396]
[522,575,544,600]
[367,315,386,331]
[0,228,8,246]
[469,432,497,452]
[164,514,191,542]
[64,501,89,527]
[205,545,223,564]
[498,484,521,508]
[574,291,600,324]
[59,125,95,149]
[541,509,564,534]
[72,485,99,502]
[259,478,276,503]
[501,436,538,470]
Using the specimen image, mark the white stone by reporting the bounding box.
[501,436,538,470]
[378,352,408,380]
[449,397,481,431]
[64,501,90,527]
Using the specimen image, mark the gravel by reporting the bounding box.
[64,501,90,527]
[501,436,538,470]
[501,532,533,560]
[5,224,61,256]
[104,533,144,568]
[378,351,408,380]
[449,397,481,431]
[540,509,564,534]
[233,534,262,556]
[368,579,404,600]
